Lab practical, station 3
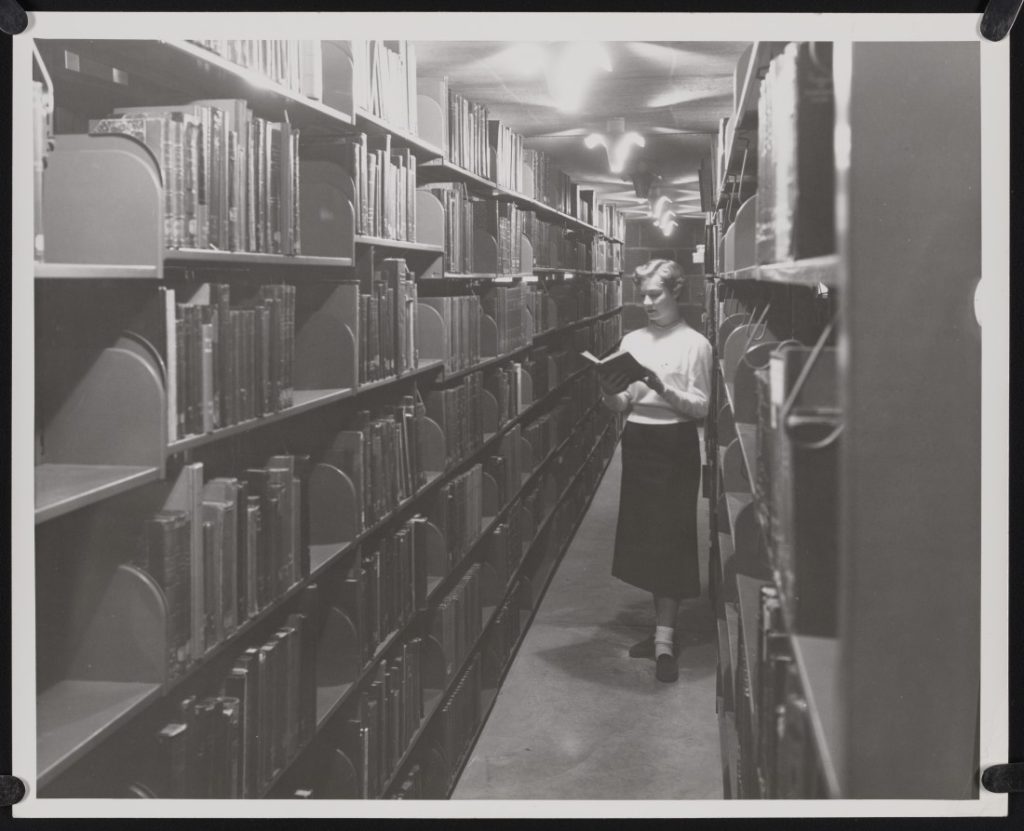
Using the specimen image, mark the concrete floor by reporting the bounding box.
[453,439,722,800]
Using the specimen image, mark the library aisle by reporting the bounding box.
[454,440,721,800]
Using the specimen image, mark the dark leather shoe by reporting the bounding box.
[656,653,678,683]
[628,635,655,658]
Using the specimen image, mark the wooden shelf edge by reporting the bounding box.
[355,235,444,254]
[37,680,163,789]
[35,464,163,524]
[790,634,843,798]
[164,249,354,268]
[35,263,161,280]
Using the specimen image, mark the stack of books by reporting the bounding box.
[484,426,524,512]
[189,40,324,100]
[429,564,483,680]
[487,119,523,192]
[523,147,574,215]
[428,465,484,578]
[173,283,295,440]
[484,362,527,426]
[425,372,486,470]
[90,99,302,254]
[320,132,417,242]
[352,40,418,134]
[334,636,426,798]
[418,294,482,373]
[435,652,483,789]
[320,404,425,535]
[756,42,835,264]
[135,457,309,678]
[478,283,527,356]
[446,86,491,178]
[132,598,316,798]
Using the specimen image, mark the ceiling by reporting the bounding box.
[414,40,751,218]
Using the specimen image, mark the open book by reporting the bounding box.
[580,349,647,385]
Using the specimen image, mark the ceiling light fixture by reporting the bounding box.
[584,117,646,174]
[655,210,678,236]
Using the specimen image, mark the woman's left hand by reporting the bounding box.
[642,368,665,395]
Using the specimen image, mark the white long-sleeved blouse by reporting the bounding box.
[602,321,713,424]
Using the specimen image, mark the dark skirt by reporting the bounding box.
[612,420,701,599]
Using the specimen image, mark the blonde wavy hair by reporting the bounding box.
[632,258,686,302]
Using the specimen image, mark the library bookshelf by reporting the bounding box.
[704,42,980,798]
[32,37,625,799]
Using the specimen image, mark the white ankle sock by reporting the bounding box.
[654,625,674,659]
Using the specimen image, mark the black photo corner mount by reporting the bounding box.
[0,0,27,35]
[983,764,1024,794]
[981,0,1023,39]
[0,775,26,807]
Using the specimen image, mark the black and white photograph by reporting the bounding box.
[8,10,1010,818]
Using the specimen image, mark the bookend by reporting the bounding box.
[518,435,535,475]
[478,314,499,361]
[722,438,748,492]
[293,283,359,392]
[479,389,500,436]
[519,235,535,278]
[734,341,777,424]
[723,323,776,385]
[39,345,167,471]
[319,41,356,116]
[415,191,446,280]
[518,368,534,412]
[473,228,499,276]
[718,404,737,446]
[308,463,359,546]
[314,606,361,713]
[717,312,749,354]
[481,471,501,518]
[42,134,164,267]
[418,519,448,583]
[298,159,356,260]
[415,302,448,365]
[68,564,169,685]
[417,415,447,476]
[415,90,446,150]
[420,634,449,690]
[521,159,536,201]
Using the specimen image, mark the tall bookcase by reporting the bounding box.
[32,38,624,799]
[705,41,980,799]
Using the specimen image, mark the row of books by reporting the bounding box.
[524,213,589,270]
[480,283,528,356]
[420,182,482,274]
[353,40,418,134]
[756,42,835,264]
[484,426,524,512]
[595,203,626,241]
[321,404,427,535]
[522,409,566,468]
[521,346,573,401]
[427,465,484,580]
[523,147,576,217]
[578,277,623,318]
[89,99,301,254]
[425,372,486,470]
[332,635,426,798]
[484,509,528,592]
[132,598,316,798]
[137,456,308,677]
[485,362,531,428]
[753,345,839,637]
[418,294,482,374]
[337,528,425,669]
[358,259,420,384]
[189,39,324,101]
[735,582,829,798]
[430,563,483,681]
[591,237,624,274]
[318,132,418,242]
[173,283,295,440]
[433,652,484,791]
[488,120,525,193]
[441,82,492,179]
